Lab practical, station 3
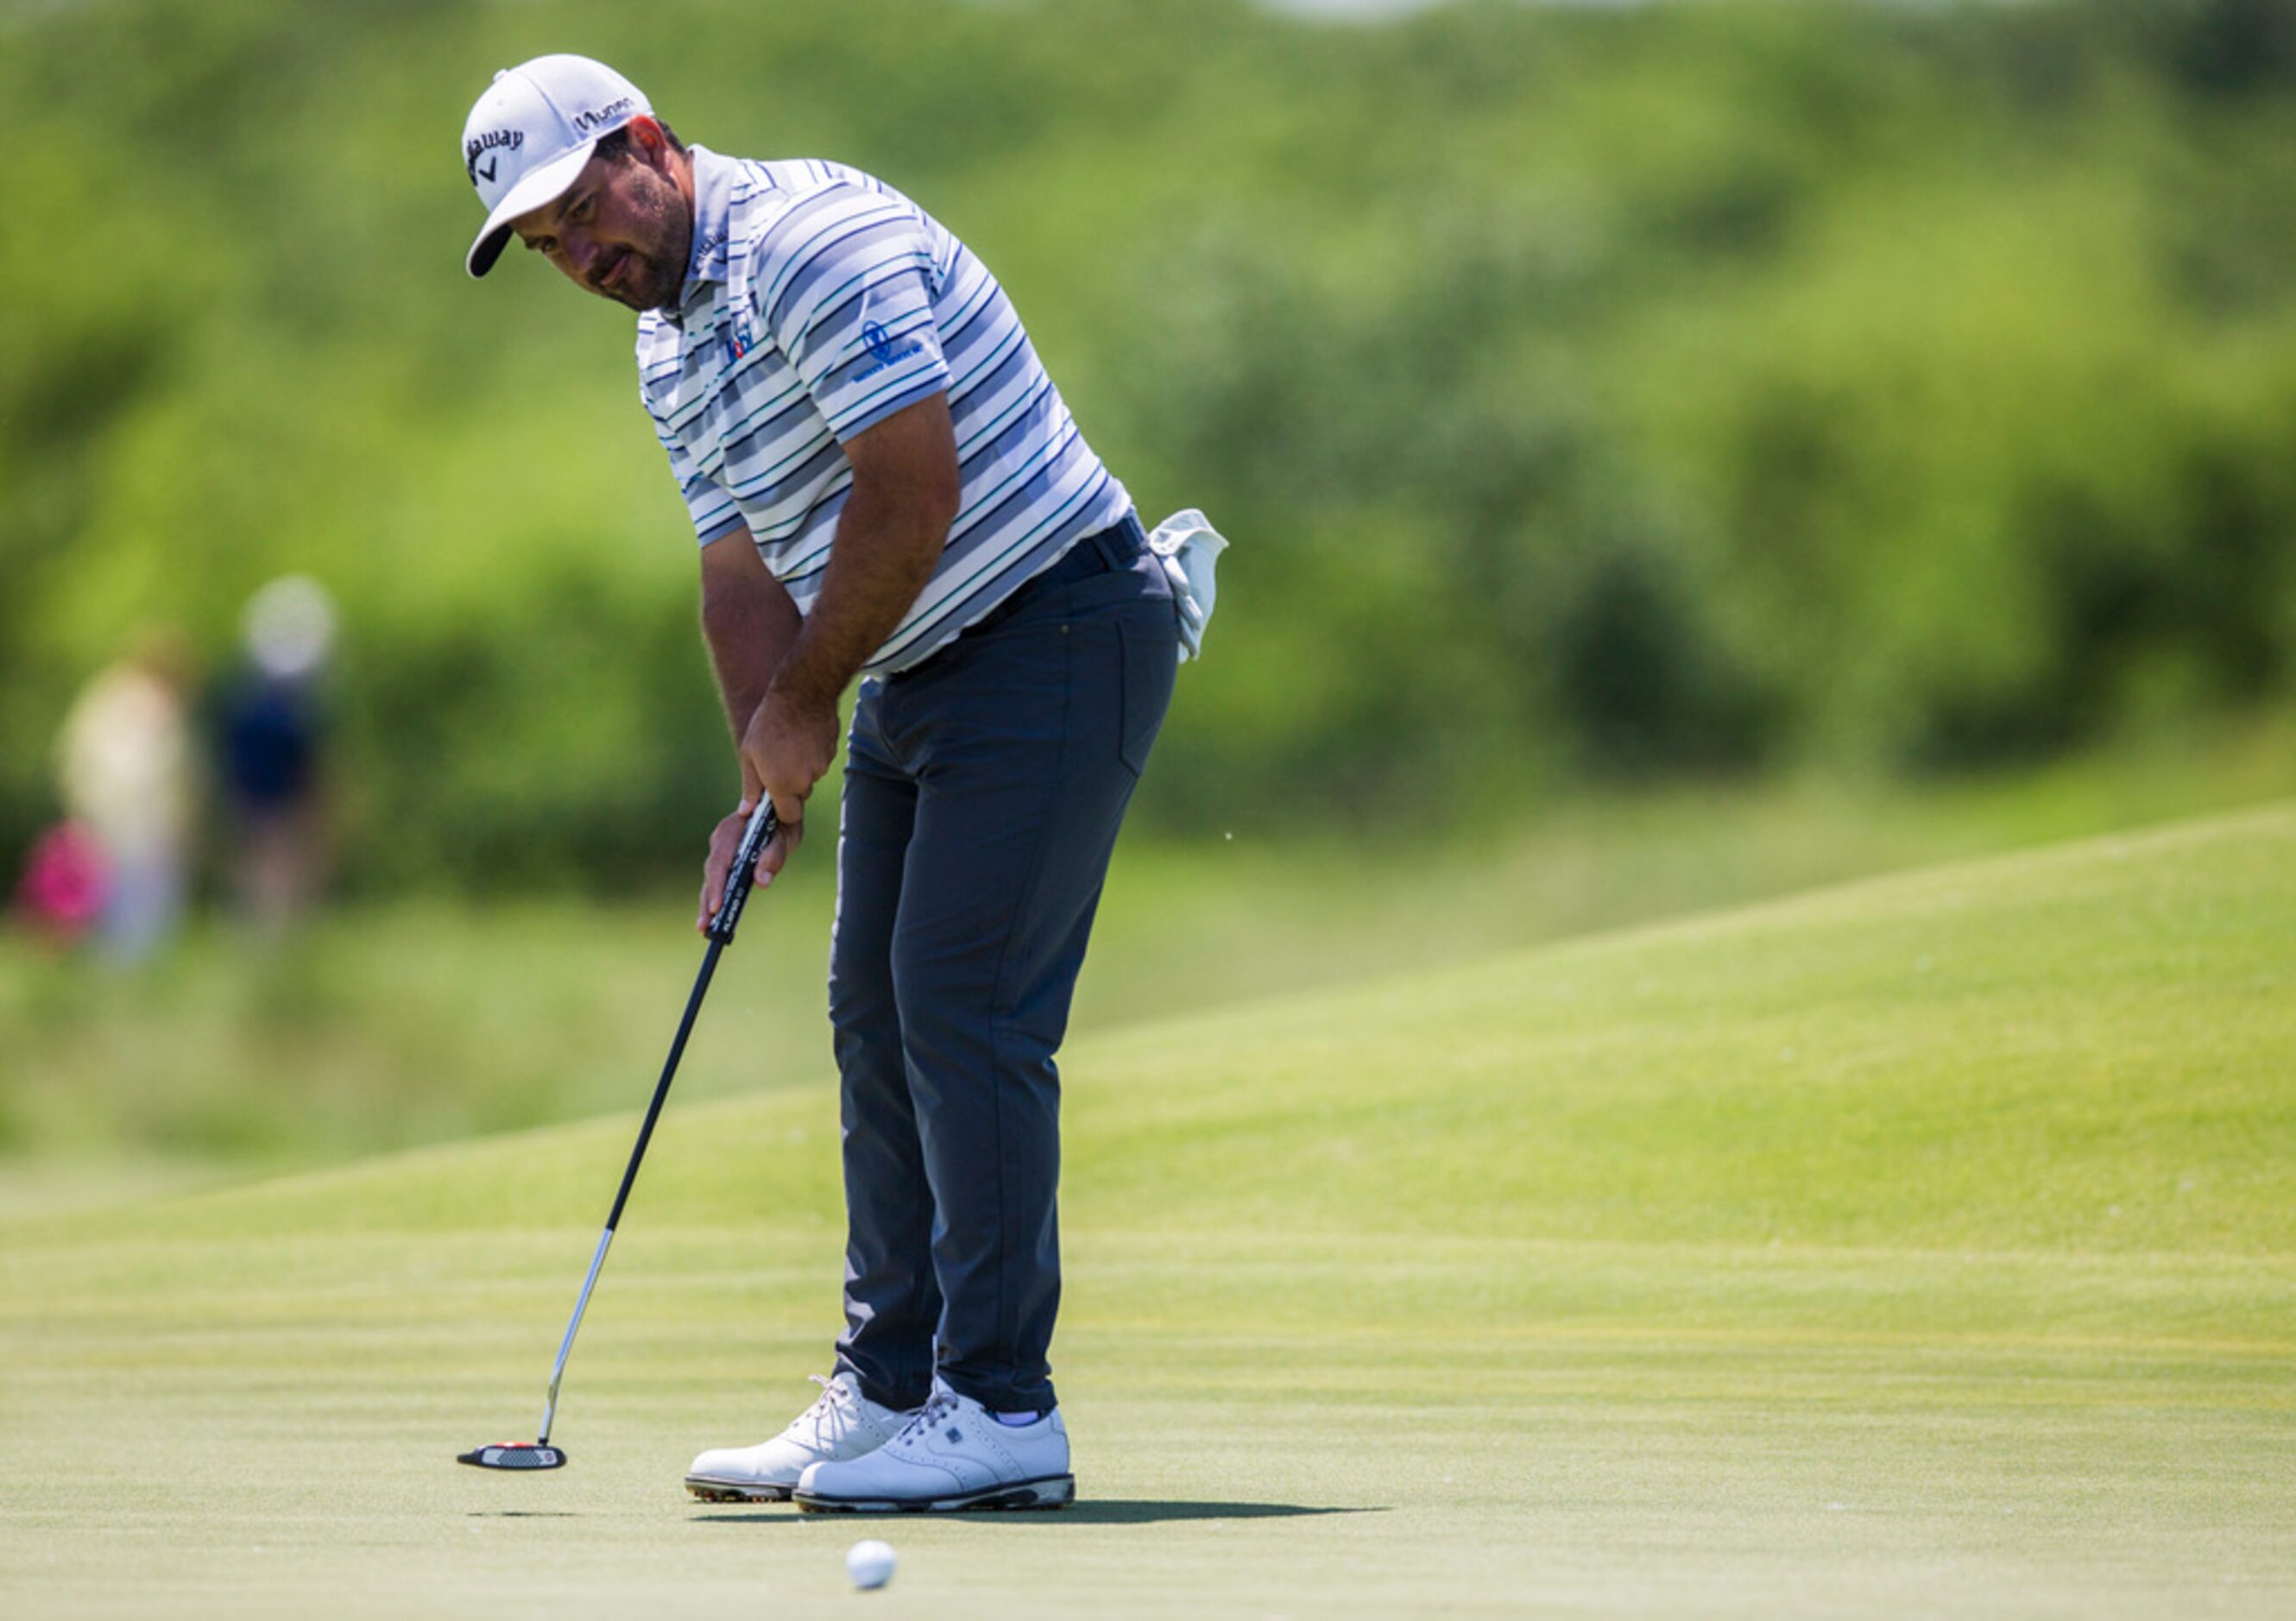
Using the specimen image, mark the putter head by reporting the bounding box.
[457,1441,566,1471]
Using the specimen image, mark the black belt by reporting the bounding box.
[962,514,1147,640]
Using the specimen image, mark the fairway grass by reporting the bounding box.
[4,807,2293,1616]
[12,703,2296,1183]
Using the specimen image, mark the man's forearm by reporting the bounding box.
[771,476,950,711]
[701,563,800,753]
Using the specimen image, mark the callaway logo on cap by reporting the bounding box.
[460,54,652,279]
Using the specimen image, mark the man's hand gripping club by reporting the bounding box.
[697,686,836,930]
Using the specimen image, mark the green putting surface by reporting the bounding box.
[4,807,2293,1616]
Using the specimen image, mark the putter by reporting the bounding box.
[458,798,781,1472]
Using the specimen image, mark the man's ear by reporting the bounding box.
[627,115,671,167]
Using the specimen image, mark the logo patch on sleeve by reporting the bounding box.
[854,320,924,382]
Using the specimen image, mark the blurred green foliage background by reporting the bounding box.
[6,0,2296,892]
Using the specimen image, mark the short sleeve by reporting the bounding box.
[648,401,746,548]
[754,182,950,443]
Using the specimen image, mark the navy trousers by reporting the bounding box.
[829,515,1176,1415]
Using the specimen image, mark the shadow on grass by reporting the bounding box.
[691,1501,1381,1526]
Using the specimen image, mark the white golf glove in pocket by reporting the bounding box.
[1145,508,1227,664]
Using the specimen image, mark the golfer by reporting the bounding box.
[460,54,1177,1511]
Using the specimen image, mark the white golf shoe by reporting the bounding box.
[792,1380,1075,1512]
[684,1372,912,1503]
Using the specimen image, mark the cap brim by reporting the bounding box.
[464,141,599,279]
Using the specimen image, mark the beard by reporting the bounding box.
[591,168,694,312]
[596,246,683,312]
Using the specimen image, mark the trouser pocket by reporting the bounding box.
[1114,612,1178,778]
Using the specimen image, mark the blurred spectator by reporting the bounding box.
[9,821,109,947]
[55,634,198,964]
[213,576,337,929]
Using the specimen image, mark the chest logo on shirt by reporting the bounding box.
[722,313,754,366]
[719,289,764,367]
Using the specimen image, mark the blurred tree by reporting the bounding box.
[6,0,2296,884]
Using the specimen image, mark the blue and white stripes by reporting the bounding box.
[638,148,1129,676]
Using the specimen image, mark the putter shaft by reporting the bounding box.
[540,1227,615,1444]
[530,800,779,1447]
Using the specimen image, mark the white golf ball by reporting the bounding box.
[846,1537,897,1591]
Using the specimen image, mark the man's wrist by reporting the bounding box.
[766,657,842,719]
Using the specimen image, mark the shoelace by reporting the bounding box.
[891,1385,961,1450]
[793,1374,860,1447]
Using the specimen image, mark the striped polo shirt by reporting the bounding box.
[636,147,1131,676]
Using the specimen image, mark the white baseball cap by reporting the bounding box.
[461,54,652,278]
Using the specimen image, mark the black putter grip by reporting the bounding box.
[708,800,781,944]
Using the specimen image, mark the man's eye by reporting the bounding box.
[570,197,595,223]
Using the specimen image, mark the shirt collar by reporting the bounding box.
[665,144,735,325]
